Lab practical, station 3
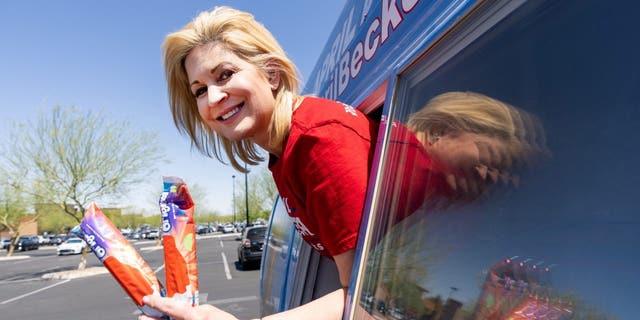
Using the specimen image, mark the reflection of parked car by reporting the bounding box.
[237,225,267,269]
[8,235,39,251]
[360,293,374,312]
[388,307,405,319]
[1,238,12,250]
[57,237,87,255]
[376,300,387,315]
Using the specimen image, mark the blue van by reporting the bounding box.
[261,0,640,319]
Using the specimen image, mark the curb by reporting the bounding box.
[0,255,30,261]
[42,267,109,280]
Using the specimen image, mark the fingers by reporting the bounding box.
[476,139,513,170]
[140,295,239,320]
[138,315,164,320]
[142,295,191,320]
[475,164,488,180]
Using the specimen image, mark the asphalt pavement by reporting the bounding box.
[0,233,261,320]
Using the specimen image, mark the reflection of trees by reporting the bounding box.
[362,216,443,317]
[469,257,620,320]
[559,293,620,320]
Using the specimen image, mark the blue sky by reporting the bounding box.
[0,1,346,215]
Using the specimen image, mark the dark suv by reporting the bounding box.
[237,225,266,269]
[7,235,39,251]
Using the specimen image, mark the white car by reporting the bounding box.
[57,237,87,256]
[222,224,235,233]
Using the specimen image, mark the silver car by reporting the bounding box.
[1,238,12,250]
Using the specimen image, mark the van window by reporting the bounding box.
[354,0,639,319]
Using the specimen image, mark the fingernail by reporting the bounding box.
[142,296,149,304]
[475,165,488,180]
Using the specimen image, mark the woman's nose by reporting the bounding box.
[207,85,227,106]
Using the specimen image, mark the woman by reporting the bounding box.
[142,6,376,320]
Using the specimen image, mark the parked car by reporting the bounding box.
[146,228,160,240]
[237,225,267,269]
[222,223,235,234]
[196,225,208,235]
[57,237,87,255]
[1,238,12,250]
[7,235,39,251]
[49,234,68,245]
[37,235,51,245]
[128,232,141,240]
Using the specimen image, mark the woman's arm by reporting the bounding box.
[139,250,356,320]
[259,288,345,320]
[260,249,354,320]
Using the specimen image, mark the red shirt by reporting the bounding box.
[269,97,450,257]
[269,97,377,257]
[379,121,451,227]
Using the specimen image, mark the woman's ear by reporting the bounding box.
[267,70,280,90]
[266,59,281,91]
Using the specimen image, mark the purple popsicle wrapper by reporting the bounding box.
[76,202,166,318]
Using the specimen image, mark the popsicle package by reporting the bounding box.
[74,202,167,319]
[160,176,199,306]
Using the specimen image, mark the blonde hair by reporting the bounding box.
[162,6,300,172]
[407,91,549,168]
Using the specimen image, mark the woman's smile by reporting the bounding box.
[218,103,244,121]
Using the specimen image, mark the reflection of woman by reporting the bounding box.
[406,91,549,204]
[361,93,550,319]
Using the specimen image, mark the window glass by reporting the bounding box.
[261,197,294,315]
[355,1,639,319]
[247,227,266,238]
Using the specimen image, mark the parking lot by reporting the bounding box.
[0,233,261,320]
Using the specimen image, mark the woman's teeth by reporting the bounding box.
[220,106,241,121]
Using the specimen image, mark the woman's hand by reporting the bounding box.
[138,295,239,320]
[426,132,518,199]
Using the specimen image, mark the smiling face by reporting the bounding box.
[185,43,279,150]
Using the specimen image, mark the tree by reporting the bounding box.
[1,105,165,268]
[35,203,78,234]
[0,177,32,256]
[234,166,277,224]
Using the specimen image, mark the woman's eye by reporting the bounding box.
[194,87,207,98]
[219,70,234,81]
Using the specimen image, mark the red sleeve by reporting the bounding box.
[292,122,373,256]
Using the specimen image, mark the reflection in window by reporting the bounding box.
[356,0,639,319]
[261,197,292,314]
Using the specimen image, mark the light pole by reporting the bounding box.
[244,163,250,225]
[232,175,236,224]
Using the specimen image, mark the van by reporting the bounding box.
[261,0,639,319]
